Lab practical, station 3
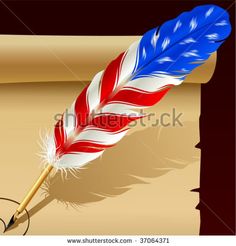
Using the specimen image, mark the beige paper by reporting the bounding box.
[0,36,214,235]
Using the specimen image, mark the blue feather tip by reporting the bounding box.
[132,4,231,81]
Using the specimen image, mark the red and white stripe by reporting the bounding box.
[46,39,183,169]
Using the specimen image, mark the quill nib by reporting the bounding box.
[4,211,19,232]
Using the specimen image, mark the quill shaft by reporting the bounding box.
[5,164,53,231]
[17,165,53,214]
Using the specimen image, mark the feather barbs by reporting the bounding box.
[41,4,231,169]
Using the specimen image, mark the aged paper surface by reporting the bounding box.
[0,83,200,235]
[0,36,215,235]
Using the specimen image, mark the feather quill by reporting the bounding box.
[42,4,231,169]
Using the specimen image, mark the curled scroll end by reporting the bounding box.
[185,52,217,84]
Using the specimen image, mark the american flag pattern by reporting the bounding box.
[44,4,231,169]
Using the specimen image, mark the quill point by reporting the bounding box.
[4,212,18,232]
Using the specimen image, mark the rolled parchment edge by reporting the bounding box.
[0,35,216,84]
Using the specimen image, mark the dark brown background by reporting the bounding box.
[0,0,235,235]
